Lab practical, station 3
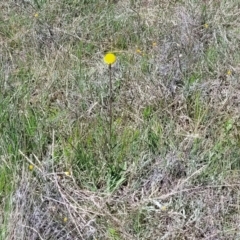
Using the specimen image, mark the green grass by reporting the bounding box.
[1,0,240,239]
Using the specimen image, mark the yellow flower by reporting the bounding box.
[64,171,71,176]
[161,206,167,211]
[227,70,232,75]
[63,217,68,222]
[29,164,34,171]
[152,42,157,47]
[136,49,142,54]
[103,53,116,65]
[204,23,209,29]
[34,13,39,18]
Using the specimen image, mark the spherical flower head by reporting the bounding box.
[64,171,71,176]
[29,164,34,171]
[161,205,168,211]
[104,53,116,65]
[136,49,142,54]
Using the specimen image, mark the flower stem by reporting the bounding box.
[109,64,113,153]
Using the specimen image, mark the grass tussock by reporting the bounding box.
[1,0,240,239]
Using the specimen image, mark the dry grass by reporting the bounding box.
[1,0,240,239]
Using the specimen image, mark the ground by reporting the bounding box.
[1,0,240,239]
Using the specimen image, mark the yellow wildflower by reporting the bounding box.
[152,42,157,47]
[63,217,68,222]
[29,164,34,171]
[204,23,209,29]
[64,171,71,176]
[103,53,116,65]
[161,205,167,211]
[136,48,145,56]
[34,13,39,18]
[227,70,232,75]
[136,49,142,54]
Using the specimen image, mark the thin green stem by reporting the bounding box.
[109,64,113,154]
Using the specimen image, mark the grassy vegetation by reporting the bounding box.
[1,0,240,239]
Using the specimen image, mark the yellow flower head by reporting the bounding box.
[136,49,142,54]
[136,48,145,56]
[29,164,34,171]
[64,171,71,176]
[227,70,232,76]
[161,205,168,211]
[34,13,39,18]
[204,23,209,29]
[63,217,68,222]
[104,53,116,65]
